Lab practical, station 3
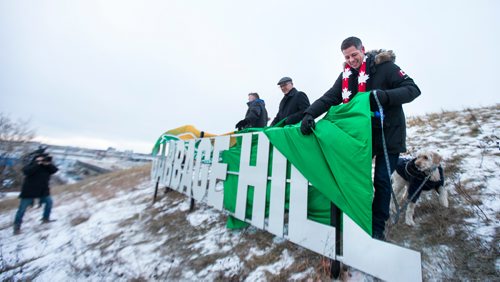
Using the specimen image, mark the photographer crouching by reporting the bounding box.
[13,148,58,235]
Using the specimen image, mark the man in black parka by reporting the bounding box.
[13,150,58,234]
[270,77,310,126]
[235,92,268,130]
[300,37,421,240]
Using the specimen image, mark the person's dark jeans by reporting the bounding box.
[372,153,399,239]
[14,196,53,227]
[40,196,53,220]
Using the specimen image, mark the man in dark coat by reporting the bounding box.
[13,151,58,234]
[235,92,269,130]
[270,77,310,126]
[300,36,421,240]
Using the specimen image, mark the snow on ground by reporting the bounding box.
[0,192,18,200]
[244,249,295,281]
[0,182,153,280]
[0,174,313,280]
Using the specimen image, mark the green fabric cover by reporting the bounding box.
[264,91,373,234]
[222,92,373,235]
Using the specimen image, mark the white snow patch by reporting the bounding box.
[187,208,218,226]
[422,245,455,279]
[245,249,295,281]
[190,227,233,255]
[198,255,243,279]
[289,267,316,280]
[245,246,271,260]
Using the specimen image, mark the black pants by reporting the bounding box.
[372,153,399,238]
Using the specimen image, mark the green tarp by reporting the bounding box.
[222,134,332,229]
[222,92,373,235]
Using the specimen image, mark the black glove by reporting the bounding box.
[235,119,247,130]
[300,114,316,135]
[370,90,388,110]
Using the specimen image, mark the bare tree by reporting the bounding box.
[0,113,36,192]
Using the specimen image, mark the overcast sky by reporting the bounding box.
[1,0,498,154]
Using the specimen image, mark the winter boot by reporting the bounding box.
[13,224,21,235]
[41,218,56,224]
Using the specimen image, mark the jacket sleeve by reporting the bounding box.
[245,104,261,124]
[23,162,42,176]
[284,92,311,125]
[45,163,59,174]
[380,63,421,106]
[270,116,279,126]
[304,73,343,118]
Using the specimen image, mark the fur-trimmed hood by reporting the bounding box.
[366,49,396,65]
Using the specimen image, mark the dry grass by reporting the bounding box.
[440,110,460,122]
[444,153,467,177]
[87,232,123,251]
[0,197,19,212]
[427,112,441,122]
[70,214,90,226]
[469,124,482,137]
[407,116,425,127]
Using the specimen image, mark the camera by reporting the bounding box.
[42,154,52,162]
[34,153,52,163]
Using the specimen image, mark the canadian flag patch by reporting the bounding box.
[399,69,407,78]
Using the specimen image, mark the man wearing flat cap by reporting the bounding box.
[270,77,310,126]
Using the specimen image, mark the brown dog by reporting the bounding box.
[391,151,447,226]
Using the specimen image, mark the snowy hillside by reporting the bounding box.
[1,166,325,281]
[0,104,498,281]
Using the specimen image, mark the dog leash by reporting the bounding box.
[372,90,401,217]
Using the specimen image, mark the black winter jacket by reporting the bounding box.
[20,162,58,198]
[243,99,268,129]
[305,50,421,154]
[271,88,310,126]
